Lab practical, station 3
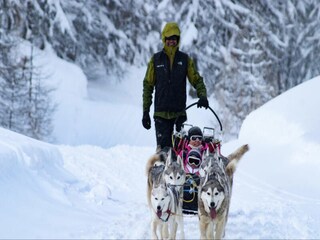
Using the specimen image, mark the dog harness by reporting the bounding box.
[157,208,172,222]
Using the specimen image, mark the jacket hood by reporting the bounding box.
[161,22,181,45]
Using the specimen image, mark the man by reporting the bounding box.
[142,22,209,149]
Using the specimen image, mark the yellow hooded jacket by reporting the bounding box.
[142,22,207,119]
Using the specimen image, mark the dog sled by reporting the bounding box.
[172,102,223,215]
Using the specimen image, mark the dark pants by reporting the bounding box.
[154,117,176,149]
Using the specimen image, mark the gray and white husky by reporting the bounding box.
[198,144,249,240]
[146,148,186,239]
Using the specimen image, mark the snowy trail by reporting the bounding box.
[228,170,320,239]
[59,145,152,238]
[59,144,320,239]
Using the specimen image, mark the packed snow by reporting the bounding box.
[0,49,319,239]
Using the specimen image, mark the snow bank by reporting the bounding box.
[0,127,93,238]
[238,76,320,199]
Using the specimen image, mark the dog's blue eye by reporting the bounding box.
[215,192,219,196]
[177,176,180,179]
[207,192,211,196]
[161,198,164,201]
[155,198,158,200]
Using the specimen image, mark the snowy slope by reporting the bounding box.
[239,78,320,199]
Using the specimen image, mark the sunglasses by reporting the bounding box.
[190,135,203,141]
[188,156,201,167]
[165,35,178,41]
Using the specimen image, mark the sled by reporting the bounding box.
[182,173,200,215]
[173,102,223,215]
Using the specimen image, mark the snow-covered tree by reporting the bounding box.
[2,0,320,139]
[0,15,55,141]
[0,38,30,133]
[154,0,320,138]
[23,42,56,141]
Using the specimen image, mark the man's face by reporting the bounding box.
[165,35,178,47]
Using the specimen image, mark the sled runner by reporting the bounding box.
[172,102,224,215]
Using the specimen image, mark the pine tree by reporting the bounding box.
[23,42,56,141]
[0,38,30,134]
[0,24,56,141]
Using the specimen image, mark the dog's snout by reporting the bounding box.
[210,202,215,208]
[157,206,161,211]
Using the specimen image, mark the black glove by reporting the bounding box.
[142,111,151,130]
[197,96,209,109]
[175,115,187,132]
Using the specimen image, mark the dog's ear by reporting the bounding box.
[165,148,173,167]
[158,148,167,163]
[152,181,158,189]
[208,158,213,168]
[201,148,209,164]
[214,150,220,159]
[160,181,167,190]
[202,150,206,162]
[156,145,162,153]
[217,174,223,187]
[203,172,209,186]
[206,148,210,157]
[177,154,183,167]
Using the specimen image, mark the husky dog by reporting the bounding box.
[198,144,249,239]
[146,147,186,239]
[150,182,181,239]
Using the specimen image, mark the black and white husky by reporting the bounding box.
[198,144,249,239]
[146,148,186,239]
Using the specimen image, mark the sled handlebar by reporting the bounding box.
[185,102,223,132]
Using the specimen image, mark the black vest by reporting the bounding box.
[153,50,188,112]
